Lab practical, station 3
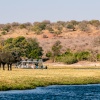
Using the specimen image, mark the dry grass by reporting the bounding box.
[0,65,100,90]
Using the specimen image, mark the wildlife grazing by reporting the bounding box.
[0,51,21,70]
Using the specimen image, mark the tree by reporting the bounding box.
[78,21,90,32]
[19,24,26,29]
[52,40,62,62]
[2,24,11,32]
[26,38,43,59]
[3,36,27,55]
[54,30,62,36]
[46,51,52,60]
[32,22,47,34]
[28,48,42,59]
[3,37,43,59]
[67,24,75,31]
[75,51,90,61]
[89,20,100,27]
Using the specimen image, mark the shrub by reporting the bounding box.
[46,25,54,33]
[89,20,100,27]
[78,21,90,32]
[19,24,26,29]
[1,31,6,35]
[64,55,78,64]
[54,30,62,36]
[75,51,90,61]
[2,25,11,32]
[67,24,75,31]
[46,51,52,58]
[97,54,100,61]
[43,34,48,38]
[55,54,78,64]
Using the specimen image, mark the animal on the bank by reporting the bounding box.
[0,51,21,70]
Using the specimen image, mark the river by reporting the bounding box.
[0,84,100,100]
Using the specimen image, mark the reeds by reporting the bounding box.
[0,66,100,91]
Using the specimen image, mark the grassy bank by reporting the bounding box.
[0,65,100,91]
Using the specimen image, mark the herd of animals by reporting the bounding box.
[0,51,21,70]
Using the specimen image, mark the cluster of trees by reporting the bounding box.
[46,49,100,64]
[0,36,43,59]
[0,20,100,36]
[46,39,100,64]
[0,36,100,64]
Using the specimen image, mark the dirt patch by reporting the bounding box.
[44,61,100,67]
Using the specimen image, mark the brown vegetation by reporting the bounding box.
[0,20,100,57]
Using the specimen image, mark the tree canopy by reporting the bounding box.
[2,36,43,59]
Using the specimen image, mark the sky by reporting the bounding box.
[0,0,100,23]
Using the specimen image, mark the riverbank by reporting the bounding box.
[0,64,100,91]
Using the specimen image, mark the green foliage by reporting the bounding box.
[52,40,62,56]
[75,51,90,61]
[89,20,100,27]
[55,50,78,64]
[54,30,62,36]
[2,25,11,32]
[97,54,100,61]
[2,37,43,59]
[56,55,78,64]
[66,20,78,31]
[1,31,7,35]
[26,38,43,59]
[28,48,42,59]
[52,40,62,62]
[55,50,92,64]
[19,24,26,29]
[64,50,73,56]
[46,51,52,58]
[3,36,27,53]
[46,26,54,33]
[67,24,75,31]
[5,38,13,44]
[70,20,79,25]
[32,22,46,34]
[64,56,78,64]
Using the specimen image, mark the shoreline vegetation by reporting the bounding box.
[0,63,100,91]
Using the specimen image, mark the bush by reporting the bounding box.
[32,22,46,34]
[1,31,6,35]
[64,56,78,64]
[55,50,78,64]
[43,35,48,38]
[78,21,90,32]
[89,20,100,27]
[55,54,78,64]
[2,25,11,32]
[67,24,75,31]
[97,54,100,61]
[75,51,90,61]
[55,50,92,64]
[19,24,26,29]
[46,51,52,58]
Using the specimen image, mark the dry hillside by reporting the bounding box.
[0,20,100,56]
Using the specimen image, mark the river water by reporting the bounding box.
[0,84,100,100]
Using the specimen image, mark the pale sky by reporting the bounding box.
[0,0,100,23]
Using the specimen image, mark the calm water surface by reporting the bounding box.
[0,84,100,100]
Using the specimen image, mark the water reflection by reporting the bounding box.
[0,84,100,100]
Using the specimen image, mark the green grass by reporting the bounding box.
[0,65,100,91]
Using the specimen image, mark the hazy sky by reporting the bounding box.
[0,0,100,23]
